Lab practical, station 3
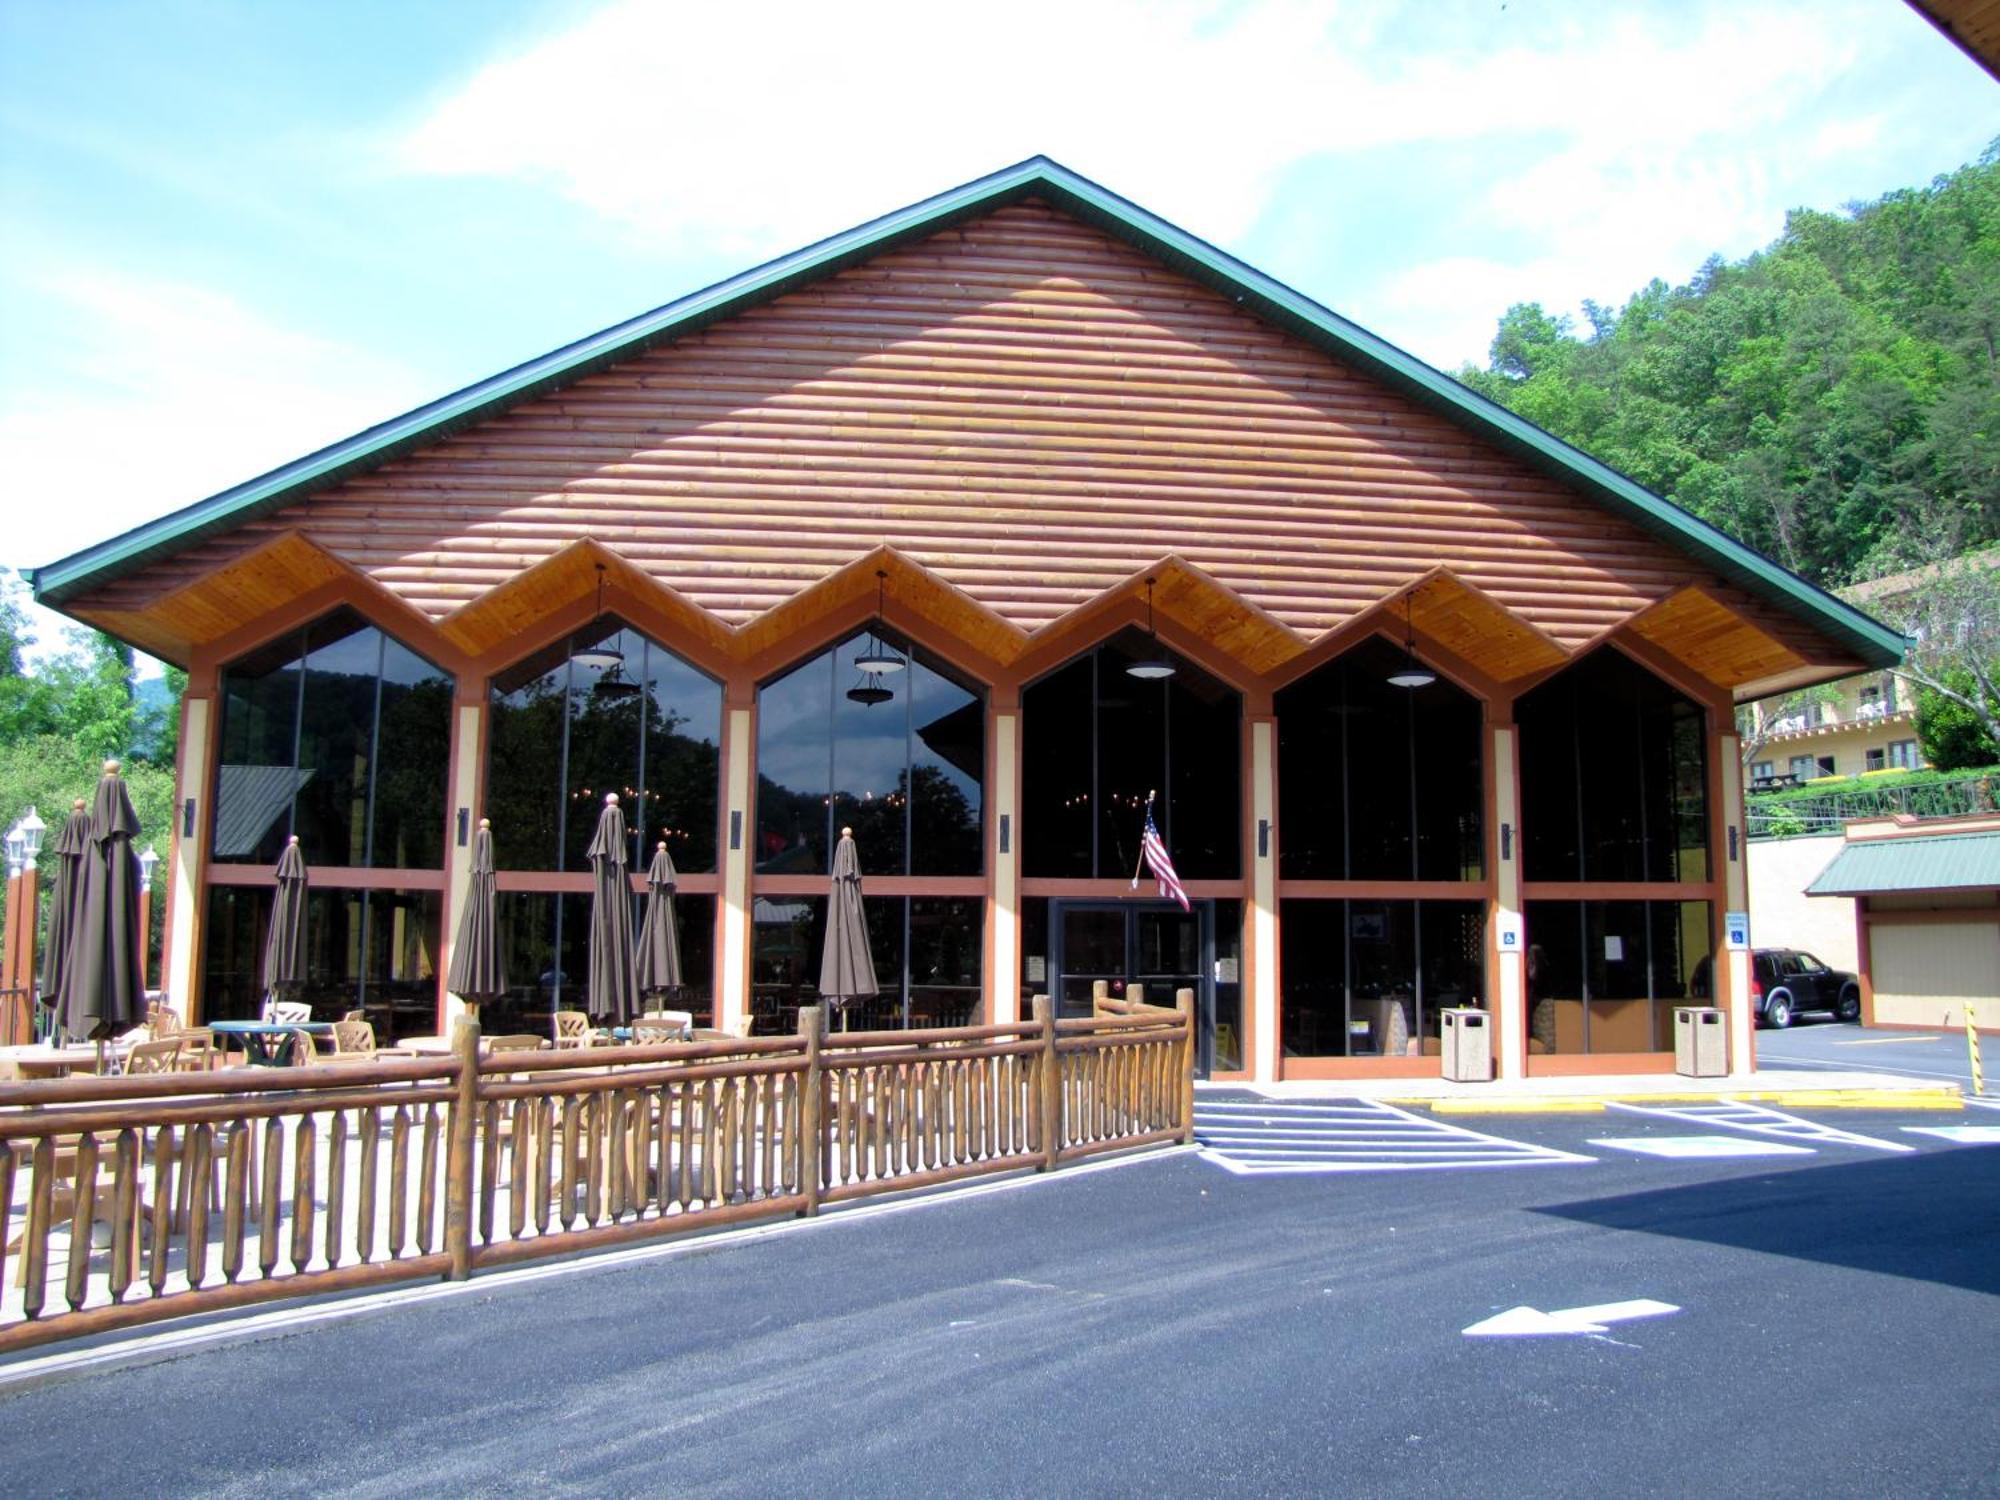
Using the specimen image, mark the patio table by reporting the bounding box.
[207,1020,333,1067]
[0,1043,120,1080]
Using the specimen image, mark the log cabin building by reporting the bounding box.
[28,158,1904,1082]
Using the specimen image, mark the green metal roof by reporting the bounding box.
[1807,832,2000,895]
[25,156,1906,669]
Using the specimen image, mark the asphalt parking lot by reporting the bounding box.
[4,1093,1997,1499]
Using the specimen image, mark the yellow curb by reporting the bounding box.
[1745,1091,1962,1110]
[1422,1100,1606,1114]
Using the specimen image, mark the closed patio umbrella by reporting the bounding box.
[818,826,877,1032]
[262,835,308,1022]
[634,840,682,1002]
[61,763,147,1065]
[585,793,638,1024]
[446,818,507,1023]
[39,797,88,1029]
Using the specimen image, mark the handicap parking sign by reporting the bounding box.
[1725,911,1750,950]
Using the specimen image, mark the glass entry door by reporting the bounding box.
[1051,900,1212,1078]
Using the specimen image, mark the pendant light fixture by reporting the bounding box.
[1126,575,1176,680]
[571,562,624,672]
[846,570,903,707]
[1386,589,1436,690]
[851,570,907,674]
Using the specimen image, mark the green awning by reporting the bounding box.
[1807,832,2000,895]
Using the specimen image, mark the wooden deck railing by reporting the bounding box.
[0,994,1192,1353]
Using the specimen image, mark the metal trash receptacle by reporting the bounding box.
[1674,1006,1727,1077]
[1440,1008,1492,1082]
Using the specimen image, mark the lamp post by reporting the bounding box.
[3,815,37,1044]
[138,843,160,997]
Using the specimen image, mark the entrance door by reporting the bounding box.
[1051,900,1212,1078]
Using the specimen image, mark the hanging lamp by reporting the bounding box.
[1126,576,1176,680]
[846,570,903,706]
[572,563,624,672]
[1386,590,1436,689]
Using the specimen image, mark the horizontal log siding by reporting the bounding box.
[82,202,1826,662]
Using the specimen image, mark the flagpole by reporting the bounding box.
[1131,790,1155,886]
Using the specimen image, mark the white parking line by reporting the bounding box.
[1607,1100,1914,1153]
[1196,1098,1593,1175]
[1589,1135,1815,1159]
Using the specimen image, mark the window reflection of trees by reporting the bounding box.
[754,633,984,877]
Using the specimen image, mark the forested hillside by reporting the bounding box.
[1459,143,2000,588]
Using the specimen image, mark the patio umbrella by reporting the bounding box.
[818,826,877,1032]
[634,840,683,1001]
[39,797,88,1026]
[61,763,148,1062]
[261,835,308,1021]
[584,793,639,1024]
[446,818,507,1022]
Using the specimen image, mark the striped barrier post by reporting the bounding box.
[1967,1003,1985,1098]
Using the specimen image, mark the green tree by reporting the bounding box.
[1915,671,2000,770]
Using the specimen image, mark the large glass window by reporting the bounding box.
[213,610,452,868]
[755,632,983,877]
[478,890,718,1038]
[1022,632,1239,879]
[1279,899,1486,1057]
[1517,649,1709,883]
[1525,899,1711,1054]
[1276,637,1483,881]
[750,895,983,1035]
[487,621,722,874]
[200,884,443,1042]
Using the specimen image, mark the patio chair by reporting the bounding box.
[285,1029,323,1066]
[631,1015,691,1043]
[551,1011,593,1049]
[122,1036,184,1075]
[330,1019,378,1059]
[486,1034,549,1053]
[268,1001,312,1026]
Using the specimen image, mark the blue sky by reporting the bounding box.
[2,0,1996,662]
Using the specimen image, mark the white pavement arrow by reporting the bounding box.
[1463,1299,1680,1337]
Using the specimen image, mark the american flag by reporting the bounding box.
[1134,803,1190,912]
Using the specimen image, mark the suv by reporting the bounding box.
[1751,949,1861,1028]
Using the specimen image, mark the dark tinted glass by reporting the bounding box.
[371,636,452,869]
[213,611,452,869]
[748,893,983,1034]
[198,883,440,1041]
[1022,632,1239,879]
[487,622,722,874]
[1518,649,1709,883]
[756,634,985,877]
[1280,897,1486,1057]
[1021,658,1093,877]
[480,889,715,1036]
[1524,899,1713,1054]
[1276,638,1482,881]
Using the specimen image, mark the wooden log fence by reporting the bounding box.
[0,995,1192,1353]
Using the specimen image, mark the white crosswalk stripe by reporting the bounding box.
[1606,1099,1914,1153]
[1195,1098,1594,1174]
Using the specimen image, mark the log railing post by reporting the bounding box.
[443,1016,481,1280]
[1034,994,1060,1171]
[797,1003,824,1217]
[1176,988,1197,1145]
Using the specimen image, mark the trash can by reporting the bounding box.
[1440,1007,1492,1082]
[1674,1006,1727,1077]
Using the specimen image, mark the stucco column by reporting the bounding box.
[988,709,1021,1025]
[1249,717,1279,1083]
[167,695,214,1021]
[1717,733,1755,1075]
[439,697,485,1026]
[718,704,754,1033]
[1490,722,1527,1079]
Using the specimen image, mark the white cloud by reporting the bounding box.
[395,1,1870,256]
[1,269,428,573]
